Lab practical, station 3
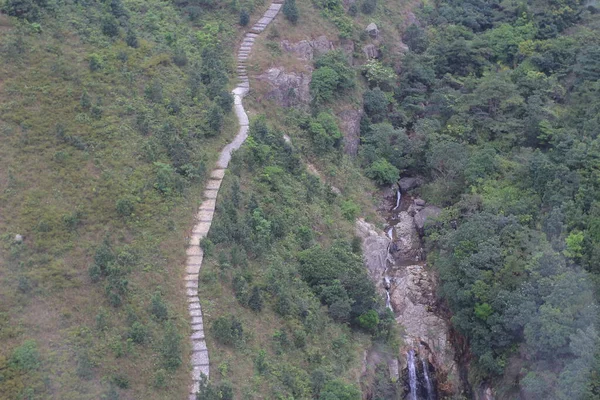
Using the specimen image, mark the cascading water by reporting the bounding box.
[422,356,434,400]
[385,291,393,311]
[393,187,401,210]
[407,350,418,400]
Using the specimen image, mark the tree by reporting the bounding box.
[360,0,376,15]
[310,67,339,105]
[363,88,389,122]
[125,29,138,48]
[2,0,48,21]
[248,286,263,312]
[239,9,249,26]
[320,380,361,400]
[283,0,298,24]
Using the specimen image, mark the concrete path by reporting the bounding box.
[187,2,283,398]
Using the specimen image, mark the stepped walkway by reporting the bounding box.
[186,2,283,398]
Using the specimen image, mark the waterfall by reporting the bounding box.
[387,227,393,240]
[393,188,401,210]
[385,290,393,311]
[407,350,418,400]
[422,357,434,400]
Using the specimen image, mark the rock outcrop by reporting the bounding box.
[414,205,442,233]
[256,67,311,107]
[356,206,459,396]
[280,35,334,60]
[338,108,362,155]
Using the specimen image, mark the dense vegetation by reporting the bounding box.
[357,0,600,396]
[198,116,397,398]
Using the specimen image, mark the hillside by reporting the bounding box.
[2,0,600,399]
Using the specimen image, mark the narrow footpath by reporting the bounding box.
[185,2,283,398]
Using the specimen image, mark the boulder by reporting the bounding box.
[398,176,423,192]
[365,22,379,38]
[414,198,426,207]
[338,108,362,155]
[414,206,442,232]
[14,234,23,244]
[256,67,311,107]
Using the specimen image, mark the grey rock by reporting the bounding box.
[392,212,421,260]
[338,108,362,155]
[366,22,379,38]
[414,198,426,207]
[362,44,379,59]
[414,205,442,231]
[406,11,420,27]
[256,67,312,107]
[280,35,334,60]
[14,234,23,243]
[398,177,423,192]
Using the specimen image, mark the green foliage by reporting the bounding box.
[10,340,40,371]
[2,0,49,21]
[161,322,182,371]
[283,0,299,24]
[360,0,376,15]
[239,9,249,26]
[129,322,149,344]
[310,51,355,105]
[248,285,263,312]
[211,316,244,347]
[150,292,169,320]
[115,198,134,218]
[366,158,399,186]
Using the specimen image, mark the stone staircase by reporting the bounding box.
[186,2,283,399]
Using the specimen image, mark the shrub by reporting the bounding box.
[89,54,103,72]
[161,322,182,370]
[283,0,298,24]
[358,310,379,332]
[366,159,399,186]
[239,9,249,26]
[151,292,169,320]
[310,67,340,105]
[172,48,188,67]
[363,87,389,122]
[125,29,138,48]
[348,3,358,16]
[129,322,148,344]
[102,17,119,37]
[248,286,263,312]
[361,0,376,14]
[116,198,134,217]
[341,200,360,220]
[10,340,40,371]
[211,316,244,346]
[207,104,224,136]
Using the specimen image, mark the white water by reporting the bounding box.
[408,350,418,400]
[385,290,393,311]
[387,227,393,240]
[393,188,401,210]
[422,357,434,400]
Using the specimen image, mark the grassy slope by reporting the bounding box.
[0,0,269,398]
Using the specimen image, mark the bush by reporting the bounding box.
[341,200,360,220]
[283,0,298,24]
[89,54,103,72]
[358,310,379,332]
[363,87,389,122]
[310,67,340,105]
[248,286,263,312]
[3,0,48,21]
[102,17,119,37]
[172,48,188,67]
[361,0,376,14]
[129,322,148,344]
[125,29,138,48]
[211,316,244,346]
[366,159,399,186]
[151,292,169,320]
[161,322,182,371]
[10,340,40,371]
[116,198,134,217]
[239,9,249,26]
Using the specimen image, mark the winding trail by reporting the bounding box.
[186,2,283,398]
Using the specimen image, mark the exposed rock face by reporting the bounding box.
[338,108,362,155]
[280,35,334,60]
[356,216,459,396]
[414,205,442,232]
[256,67,311,107]
[391,211,421,261]
[356,218,391,282]
[363,43,379,59]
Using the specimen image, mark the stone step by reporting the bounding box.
[191,350,209,366]
[191,330,205,340]
[186,280,198,289]
[186,288,197,297]
[188,296,200,303]
[186,246,202,256]
[185,274,199,281]
[199,199,216,210]
[188,302,201,310]
[192,340,208,352]
[210,169,225,179]
[186,264,201,275]
[189,308,202,317]
[191,323,203,331]
[191,316,203,325]
[196,208,214,221]
[192,221,211,234]
[187,254,203,265]
[192,365,210,380]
